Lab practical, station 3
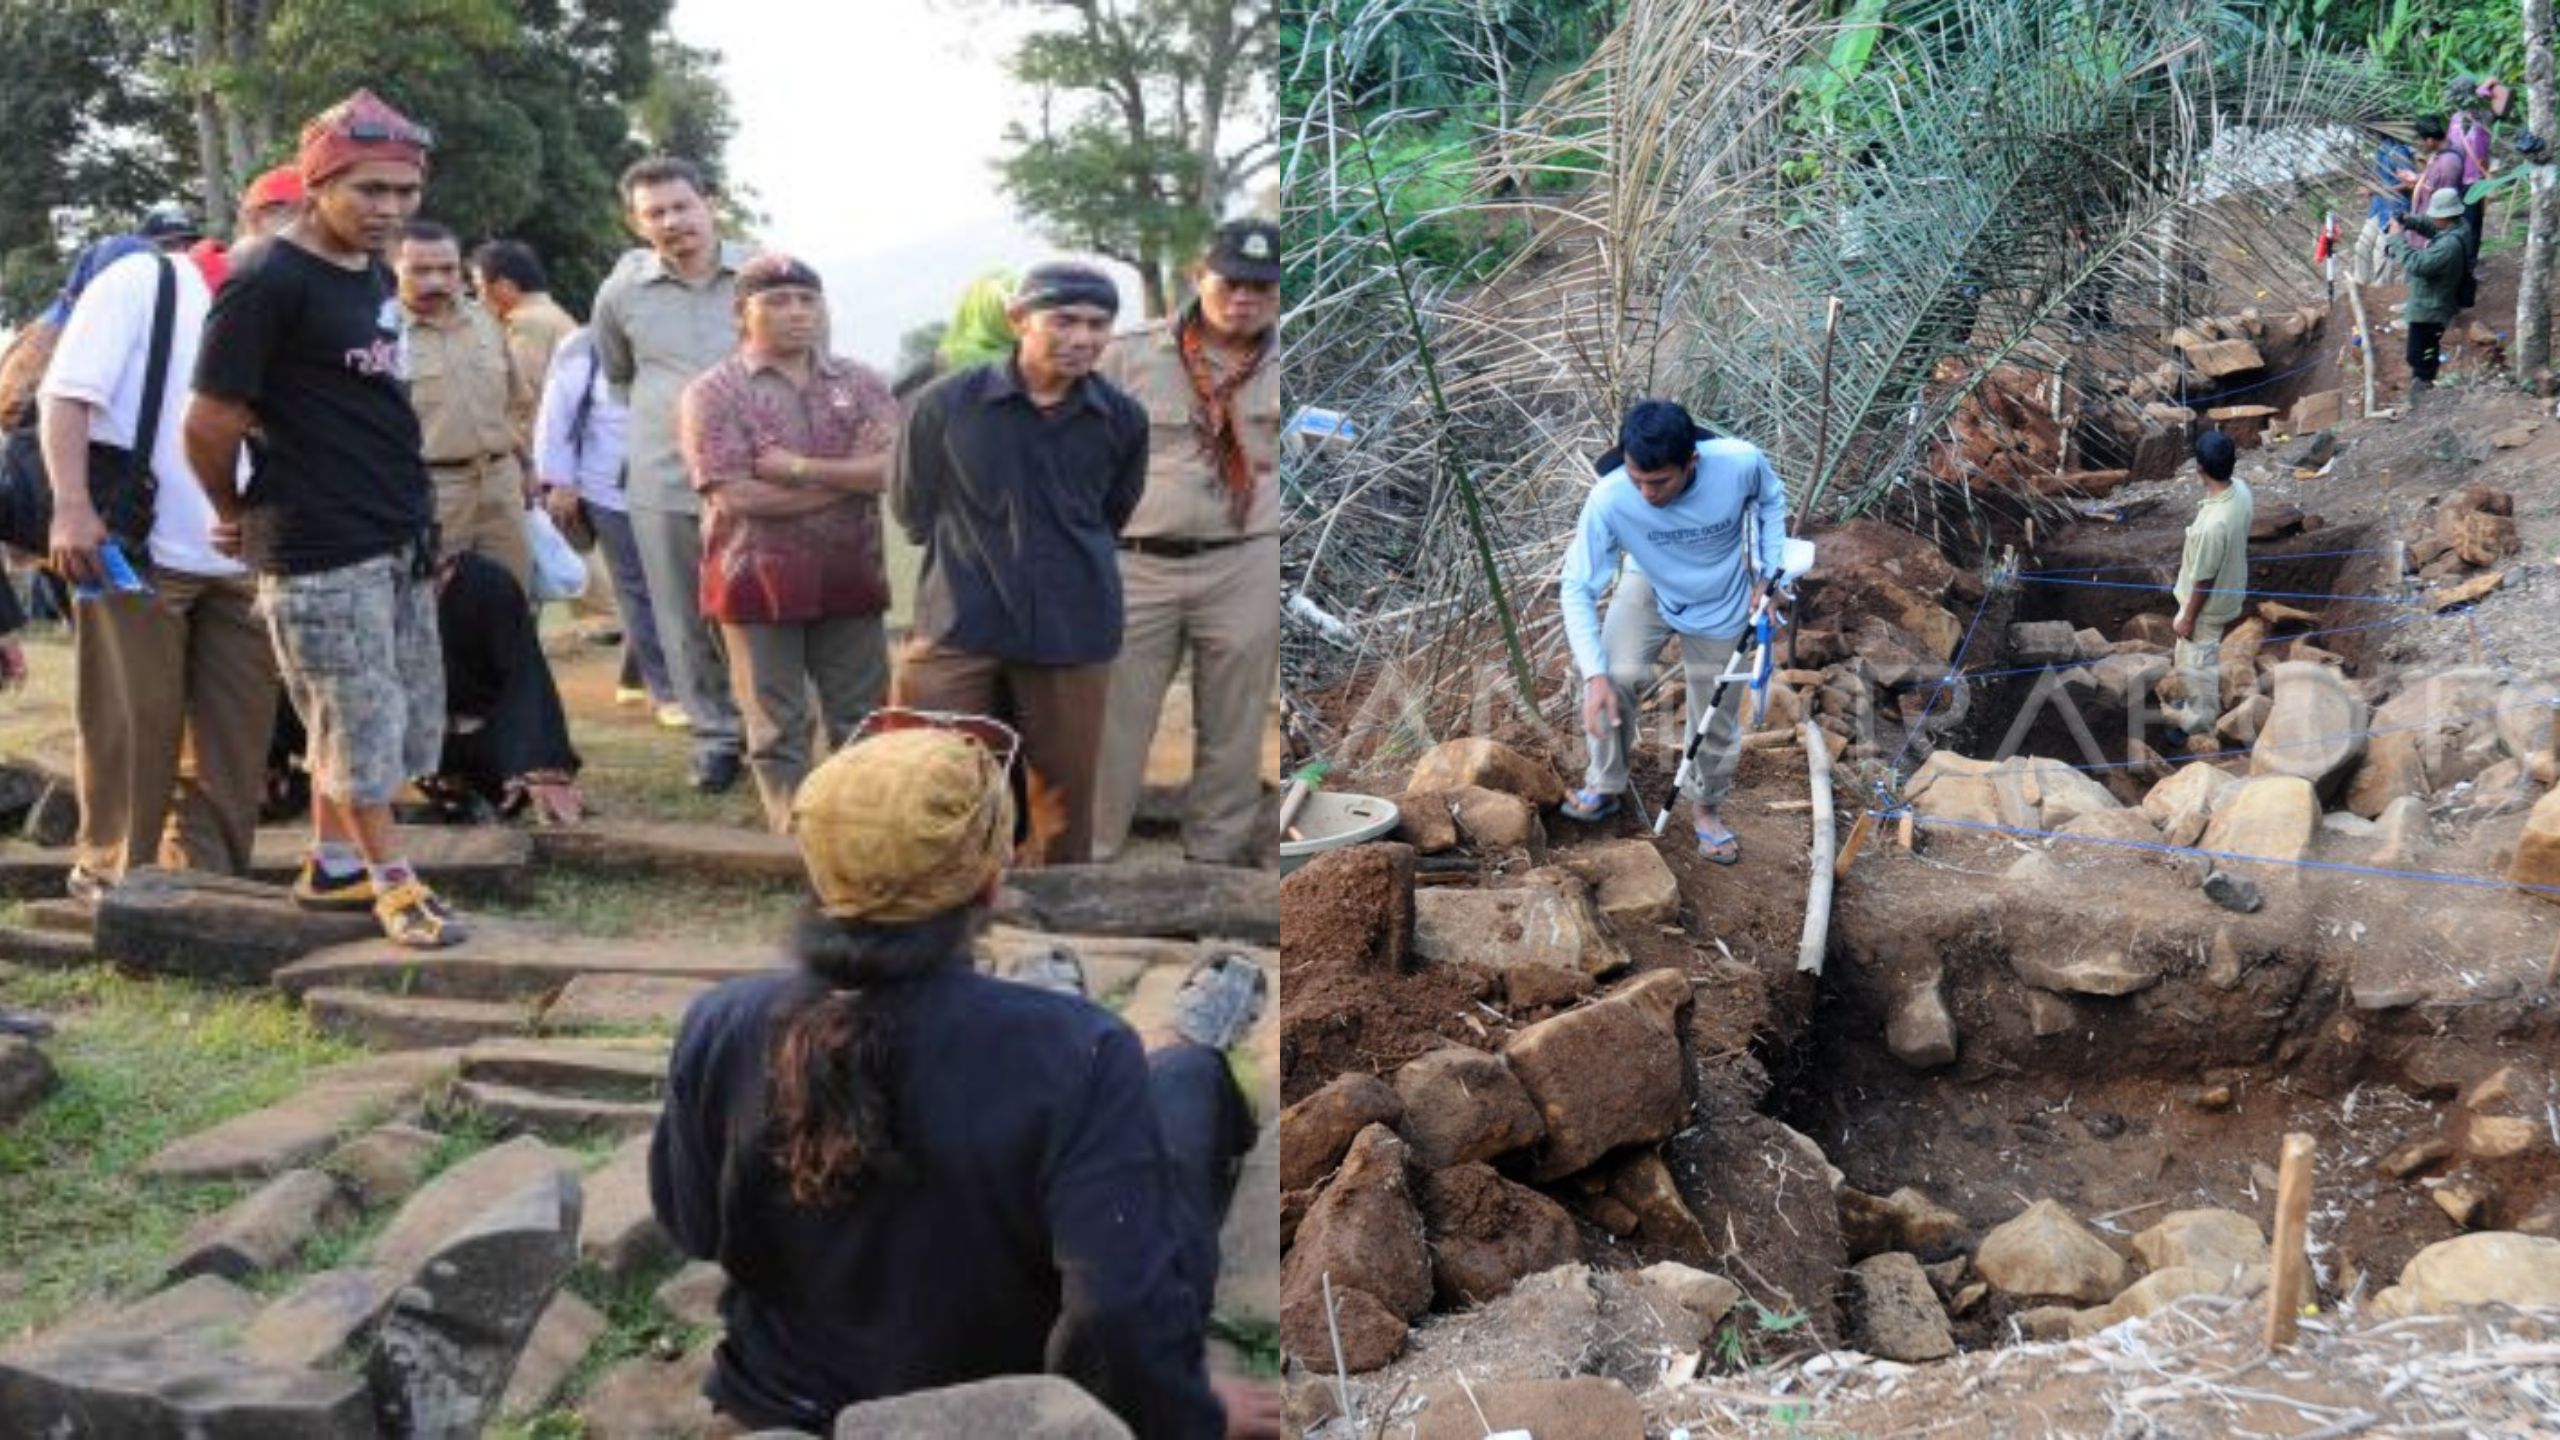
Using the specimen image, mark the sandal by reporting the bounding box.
[1560,787,1622,823]
[1693,812,1741,866]
[375,879,468,950]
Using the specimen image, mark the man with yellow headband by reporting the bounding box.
[647,715,1279,1439]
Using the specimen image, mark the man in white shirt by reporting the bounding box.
[39,238,280,904]
[532,325,677,718]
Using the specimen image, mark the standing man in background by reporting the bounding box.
[2159,430,2252,753]
[1091,221,1282,869]
[397,218,535,589]
[592,156,749,795]
[534,324,678,722]
[472,239,578,396]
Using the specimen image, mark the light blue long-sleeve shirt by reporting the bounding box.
[1560,437,1791,679]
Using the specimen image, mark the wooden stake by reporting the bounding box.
[2266,1132,2317,1349]
[1897,813,1916,850]
[2343,272,2378,418]
[1798,721,1837,975]
[1833,811,1876,881]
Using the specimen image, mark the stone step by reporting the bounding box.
[0,925,91,969]
[530,820,802,885]
[96,869,381,985]
[459,1039,668,1100]
[305,988,535,1051]
[366,1134,579,1281]
[244,826,532,900]
[537,972,713,1034]
[22,901,93,936]
[497,1289,608,1420]
[0,825,531,903]
[275,930,773,1003]
[143,1050,463,1181]
[239,1267,393,1370]
[995,862,1278,945]
[450,1080,660,1141]
[578,1135,673,1278]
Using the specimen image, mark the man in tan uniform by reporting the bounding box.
[2162,430,2253,750]
[472,239,578,396]
[396,219,533,589]
[1091,220,1282,867]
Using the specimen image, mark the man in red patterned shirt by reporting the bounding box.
[678,255,897,832]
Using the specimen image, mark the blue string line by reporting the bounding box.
[2016,546,2399,578]
[1905,609,2442,690]
[1871,808,2560,898]
[2012,574,2422,606]
[2053,695,2560,775]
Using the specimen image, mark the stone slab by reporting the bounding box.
[580,1134,673,1278]
[95,869,380,985]
[276,931,776,1003]
[995,863,1278,945]
[578,1346,719,1439]
[497,1288,608,1419]
[531,821,804,884]
[305,987,533,1050]
[0,925,92,970]
[165,1168,351,1283]
[239,1267,395,1370]
[540,973,715,1033]
[0,1334,376,1439]
[460,1039,669,1099]
[143,1051,463,1181]
[246,826,532,899]
[451,1082,661,1142]
[832,1376,1135,1439]
[367,1134,579,1282]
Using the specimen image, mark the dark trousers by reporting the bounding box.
[2460,199,2486,310]
[2408,322,2446,385]
[1147,1039,1258,1241]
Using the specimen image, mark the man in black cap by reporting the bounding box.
[890,262,1148,865]
[1090,220,1281,868]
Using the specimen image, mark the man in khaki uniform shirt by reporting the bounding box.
[2162,430,2253,748]
[1090,220,1282,867]
[396,220,532,589]
[473,238,578,396]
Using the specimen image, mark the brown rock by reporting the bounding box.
[1391,1048,1543,1170]
[1976,1198,2128,1304]
[1279,1124,1429,1373]
[1405,738,1565,807]
[2345,729,2430,819]
[320,1123,441,1209]
[1503,970,1692,1180]
[2202,776,2317,867]
[1279,1073,1402,1193]
[0,1034,57,1127]
[165,1168,351,1283]
[2466,1115,2543,1160]
[2429,569,2506,610]
[1280,842,1416,977]
[1386,790,1459,855]
[2379,1136,2453,1179]
[1606,1151,1710,1252]
[2121,613,2179,649]
[1849,1252,1956,1361]
[1408,1377,1644,1440]
[1413,884,1625,984]
[2511,788,2560,905]
[1416,1163,1582,1307]
[1553,839,1681,926]
[2183,338,2265,381]
[2130,1209,2269,1276]
[1448,786,1540,851]
[2249,662,2368,798]
[2433,1179,2489,1228]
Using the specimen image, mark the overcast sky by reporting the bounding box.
[667,0,1139,368]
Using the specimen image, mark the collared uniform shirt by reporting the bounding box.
[1094,311,1279,540]
[592,242,752,515]
[502,292,579,398]
[404,301,528,464]
[891,359,1148,666]
[680,348,897,626]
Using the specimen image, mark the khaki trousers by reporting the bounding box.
[2169,616,2228,735]
[1583,569,1747,810]
[430,454,532,592]
[721,614,890,833]
[1091,538,1280,866]
[72,569,279,880]
[893,642,1112,866]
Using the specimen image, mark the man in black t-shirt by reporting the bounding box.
[183,89,466,949]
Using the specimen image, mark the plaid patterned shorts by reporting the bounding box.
[259,551,444,807]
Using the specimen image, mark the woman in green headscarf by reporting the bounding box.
[935,269,1018,372]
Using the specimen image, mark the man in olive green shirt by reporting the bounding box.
[2163,430,2252,748]
[1090,221,1282,868]
[397,221,534,590]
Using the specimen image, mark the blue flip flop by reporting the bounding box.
[1560,787,1622,823]
[1693,813,1741,865]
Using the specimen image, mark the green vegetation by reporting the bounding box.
[0,966,360,1337]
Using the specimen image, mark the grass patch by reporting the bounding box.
[0,965,361,1337]
[1211,1313,1282,1379]
[483,1252,711,1435]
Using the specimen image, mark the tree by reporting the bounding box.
[2520,0,2556,377]
[998,0,1276,316]
[0,1,188,321]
